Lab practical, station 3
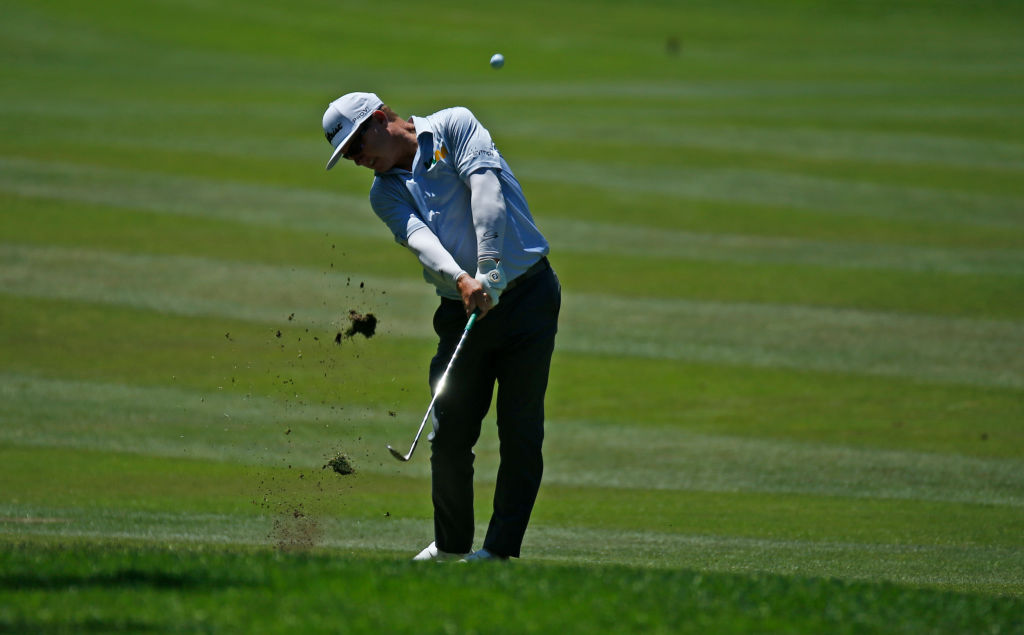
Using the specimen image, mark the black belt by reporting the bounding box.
[504,257,550,293]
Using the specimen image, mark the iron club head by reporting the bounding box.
[387,444,411,462]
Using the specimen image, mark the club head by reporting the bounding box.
[387,444,411,462]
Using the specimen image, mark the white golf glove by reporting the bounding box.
[475,258,507,307]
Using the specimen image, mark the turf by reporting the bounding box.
[2,542,1022,634]
[2,0,1024,631]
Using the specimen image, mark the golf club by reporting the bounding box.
[387,310,480,462]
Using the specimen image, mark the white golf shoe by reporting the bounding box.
[458,548,508,562]
[412,541,469,562]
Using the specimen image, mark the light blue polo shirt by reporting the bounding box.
[369,107,549,300]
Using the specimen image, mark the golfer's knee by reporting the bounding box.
[429,425,477,464]
[498,416,544,447]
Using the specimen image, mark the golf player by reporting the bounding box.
[322,92,560,561]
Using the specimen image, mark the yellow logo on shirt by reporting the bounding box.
[432,146,448,166]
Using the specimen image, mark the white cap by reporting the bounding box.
[322,92,383,170]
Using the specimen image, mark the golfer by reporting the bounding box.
[322,92,560,561]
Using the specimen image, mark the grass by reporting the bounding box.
[3,542,1020,634]
[2,0,1023,631]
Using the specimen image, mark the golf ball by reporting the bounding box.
[490,53,504,69]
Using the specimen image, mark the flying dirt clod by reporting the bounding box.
[337,310,377,341]
[324,453,355,475]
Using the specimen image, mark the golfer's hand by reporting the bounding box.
[474,258,506,309]
[457,273,493,318]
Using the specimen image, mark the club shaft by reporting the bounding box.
[389,311,478,461]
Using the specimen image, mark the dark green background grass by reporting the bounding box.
[2,0,1023,631]
[4,542,1022,634]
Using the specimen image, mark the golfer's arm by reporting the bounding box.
[406,226,468,283]
[467,169,506,262]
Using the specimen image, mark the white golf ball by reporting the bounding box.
[490,53,505,69]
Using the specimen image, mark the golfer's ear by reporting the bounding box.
[371,110,387,124]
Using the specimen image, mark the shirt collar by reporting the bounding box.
[377,116,434,176]
[412,115,434,139]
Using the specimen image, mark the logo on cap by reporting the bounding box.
[325,121,344,143]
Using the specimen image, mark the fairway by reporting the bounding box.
[2,0,1023,631]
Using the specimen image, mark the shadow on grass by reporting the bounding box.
[0,617,160,633]
[0,567,259,591]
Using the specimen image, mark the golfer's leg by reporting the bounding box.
[484,270,560,557]
[429,301,495,554]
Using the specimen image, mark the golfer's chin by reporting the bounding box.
[362,156,391,172]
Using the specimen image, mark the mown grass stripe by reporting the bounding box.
[4,444,1021,555]
[508,122,1024,172]
[4,373,1022,507]
[3,157,1023,276]
[0,372,383,466]
[563,292,1024,388]
[7,89,1024,173]
[5,291,1019,454]
[6,86,1021,121]
[14,123,1024,200]
[5,91,1022,142]
[3,504,1021,595]
[407,79,1024,100]
[542,420,1024,507]
[0,242,433,334]
[518,159,1024,229]
[4,244,1022,387]
[547,218,1024,275]
[525,525,1024,594]
[0,156,372,237]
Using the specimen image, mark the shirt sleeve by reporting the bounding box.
[467,168,506,261]
[406,225,467,283]
[443,107,502,181]
[369,177,425,246]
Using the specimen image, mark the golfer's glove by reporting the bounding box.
[475,258,507,307]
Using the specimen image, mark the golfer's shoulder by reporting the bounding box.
[427,105,477,122]
[427,106,482,136]
[369,173,409,206]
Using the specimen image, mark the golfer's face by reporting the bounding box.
[343,117,386,171]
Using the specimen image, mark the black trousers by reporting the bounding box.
[428,260,560,558]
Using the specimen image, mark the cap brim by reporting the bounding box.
[324,108,379,171]
[326,142,348,170]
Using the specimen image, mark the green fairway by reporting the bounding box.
[3,542,1022,634]
[3,0,1023,631]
